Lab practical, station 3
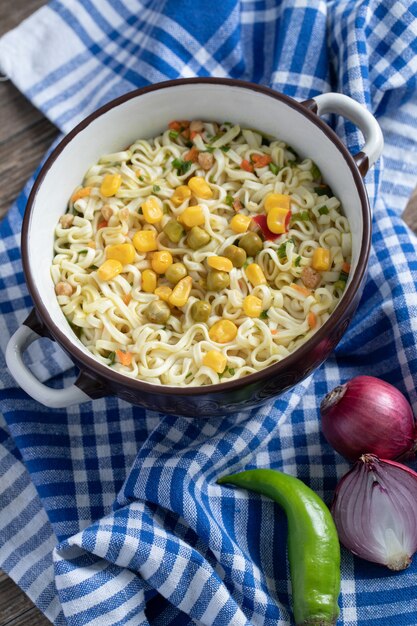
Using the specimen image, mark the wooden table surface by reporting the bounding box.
[0,2,416,625]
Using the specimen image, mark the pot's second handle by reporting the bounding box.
[303,93,384,176]
[6,311,94,409]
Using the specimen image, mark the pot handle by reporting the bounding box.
[302,93,384,176]
[5,310,95,409]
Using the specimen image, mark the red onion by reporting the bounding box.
[332,455,417,570]
[320,376,416,461]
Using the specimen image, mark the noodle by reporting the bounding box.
[51,120,352,386]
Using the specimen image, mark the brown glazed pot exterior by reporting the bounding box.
[19,78,373,417]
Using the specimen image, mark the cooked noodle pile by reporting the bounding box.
[51,120,352,386]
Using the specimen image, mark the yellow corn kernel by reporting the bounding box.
[133,230,158,253]
[171,185,192,207]
[97,259,123,281]
[169,276,193,307]
[141,196,163,224]
[267,206,290,234]
[202,350,227,374]
[100,174,122,197]
[188,176,213,199]
[179,205,205,228]
[207,256,233,273]
[209,319,238,344]
[142,269,157,293]
[312,247,331,271]
[105,243,135,265]
[243,295,263,317]
[230,214,252,234]
[154,285,173,302]
[151,250,173,274]
[246,263,267,287]
[264,193,291,213]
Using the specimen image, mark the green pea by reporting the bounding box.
[238,232,263,256]
[144,300,171,324]
[207,270,230,292]
[163,219,184,243]
[191,300,211,322]
[223,244,247,268]
[165,262,187,284]
[187,226,211,250]
[218,469,340,626]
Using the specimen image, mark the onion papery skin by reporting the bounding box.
[320,376,417,462]
[331,455,417,571]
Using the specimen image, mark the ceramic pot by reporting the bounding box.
[6,78,383,417]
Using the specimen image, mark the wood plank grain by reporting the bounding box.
[0,0,58,220]
[0,0,48,35]
[1,608,51,626]
[0,576,32,618]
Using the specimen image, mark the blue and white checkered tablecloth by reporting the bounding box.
[1,1,417,624]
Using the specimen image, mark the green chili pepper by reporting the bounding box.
[217,469,341,626]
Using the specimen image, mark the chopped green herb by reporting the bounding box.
[91,264,99,270]
[169,130,179,140]
[172,158,192,176]
[228,368,235,376]
[311,163,322,180]
[186,372,193,379]
[205,146,215,153]
[209,133,223,144]
[209,175,216,183]
[78,249,88,255]
[139,175,144,181]
[223,121,232,127]
[339,270,349,283]
[269,162,279,175]
[318,206,329,215]
[260,310,269,319]
[138,208,143,214]
[243,260,250,269]
[152,185,161,193]
[277,242,288,259]
[334,280,346,291]
[314,185,333,197]
[221,146,230,152]
[108,351,116,365]
[295,255,302,267]
[185,140,193,148]
[291,211,309,224]
[225,194,234,206]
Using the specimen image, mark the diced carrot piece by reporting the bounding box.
[71,187,91,202]
[190,130,200,140]
[251,154,272,168]
[122,293,132,305]
[308,312,317,329]
[184,146,199,162]
[181,128,190,140]
[116,350,132,366]
[271,329,279,335]
[291,283,312,297]
[342,262,351,274]
[97,220,108,229]
[168,121,181,131]
[241,159,254,173]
